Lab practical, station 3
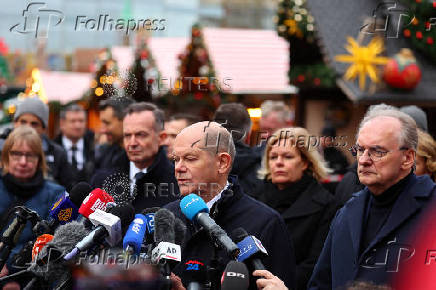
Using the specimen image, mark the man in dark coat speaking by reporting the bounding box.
[165,121,296,290]
[307,104,436,289]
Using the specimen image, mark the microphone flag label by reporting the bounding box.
[236,236,268,262]
[49,192,79,224]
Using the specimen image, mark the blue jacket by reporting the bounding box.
[165,175,296,290]
[0,179,64,269]
[308,174,436,289]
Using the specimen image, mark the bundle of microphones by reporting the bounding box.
[0,185,270,290]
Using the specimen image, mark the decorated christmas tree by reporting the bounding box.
[400,0,436,63]
[0,38,10,86]
[130,38,159,102]
[88,48,118,109]
[275,0,336,88]
[163,24,222,118]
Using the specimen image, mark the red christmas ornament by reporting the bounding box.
[297,75,305,82]
[194,92,203,100]
[140,51,148,59]
[147,79,154,84]
[427,37,434,45]
[383,48,422,90]
[404,29,411,38]
[425,22,431,30]
[313,78,321,86]
[416,31,423,39]
[416,0,421,3]
[433,1,436,8]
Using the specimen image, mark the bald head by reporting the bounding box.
[178,121,236,163]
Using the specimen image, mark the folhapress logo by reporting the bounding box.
[10,2,64,38]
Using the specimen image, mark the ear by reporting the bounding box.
[158,131,167,146]
[217,152,232,174]
[401,149,415,170]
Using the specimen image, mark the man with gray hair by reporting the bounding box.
[308,104,436,289]
[165,121,296,289]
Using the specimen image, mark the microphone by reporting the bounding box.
[123,214,147,255]
[64,204,135,260]
[31,234,54,262]
[180,194,240,259]
[142,207,159,245]
[220,260,249,290]
[151,208,182,289]
[182,258,208,290]
[78,188,114,218]
[233,228,267,271]
[0,206,41,270]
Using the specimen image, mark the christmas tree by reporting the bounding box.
[0,38,10,86]
[275,0,336,88]
[400,0,436,63]
[88,48,118,109]
[130,39,159,102]
[164,24,222,118]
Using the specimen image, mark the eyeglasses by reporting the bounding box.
[9,151,39,163]
[349,145,408,162]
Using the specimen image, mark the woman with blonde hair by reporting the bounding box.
[254,127,338,290]
[416,129,436,181]
[0,126,64,280]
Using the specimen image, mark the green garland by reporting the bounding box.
[399,0,436,63]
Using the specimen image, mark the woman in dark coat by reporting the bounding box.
[254,127,338,290]
[0,126,63,283]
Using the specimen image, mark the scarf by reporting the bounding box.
[2,170,45,199]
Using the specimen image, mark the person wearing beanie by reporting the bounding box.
[13,97,77,190]
[399,105,428,132]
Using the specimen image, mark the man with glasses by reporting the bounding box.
[306,104,436,289]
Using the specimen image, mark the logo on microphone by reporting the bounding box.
[185,260,204,270]
[226,272,245,278]
[58,208,72,222]
[91,198,107,211]
[51,197,62,210]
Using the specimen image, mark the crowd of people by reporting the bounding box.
[0,96,435,290]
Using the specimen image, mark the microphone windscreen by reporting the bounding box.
[102,172,134,204]
[107,203,135,232]
[174,217,186,246]
[154,208,175,244]
[182,258,207,286]
[32,234,54,261]
[221,261,250,290]
[69,182,92,208]
[123,214,147,254]
[232,227,249,243]
[180,194,209,221]
[79,188,114,218]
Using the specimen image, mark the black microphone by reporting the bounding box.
[220,260,249,290]
[151,208,182,290]
[232,227,267,271]
[0,206,41,270]
[64,203,135,260]
[182,258,208,290]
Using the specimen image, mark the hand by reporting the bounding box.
[0,266,20,290]
[0,265,8,277]
[253,270,288,290]
[170,273,186,290]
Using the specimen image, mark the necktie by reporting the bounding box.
[71,145,78,170]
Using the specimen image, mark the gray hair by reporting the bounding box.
[124,102,165,133]
[358,104,418,151]
[199,122,236,166]
[60,104,86,120]
[261,100,291,123]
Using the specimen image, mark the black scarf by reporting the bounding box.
[262,173,314,214]
[2,170,45,199]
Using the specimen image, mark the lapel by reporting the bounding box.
[281,182,328,219]
[360,174,432,259]
[346,189,370,261]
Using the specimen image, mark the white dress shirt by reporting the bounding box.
[206,181,230,211]
[130,162,148,195]
[62,136,84,170]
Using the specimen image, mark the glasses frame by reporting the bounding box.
[349,145,409,162]
[9,151,39,163]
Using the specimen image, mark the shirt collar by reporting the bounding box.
[62,135,84,151]
[206,181,230,211]
[129,162,148,182]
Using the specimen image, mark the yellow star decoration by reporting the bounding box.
[335,37,390,90]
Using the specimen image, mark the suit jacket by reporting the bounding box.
[54,130,95,182]
[91,147,179,212]
[165,175,296,290]
[256,177,337,290]
[308,174,436,289]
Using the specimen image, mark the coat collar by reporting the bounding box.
[346,174,436,261]
[280,179,332,219]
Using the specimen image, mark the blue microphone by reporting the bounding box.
[49,192,79,225]
[123,214,148,255]
[233,228,267,271]
[180,194,239,258]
